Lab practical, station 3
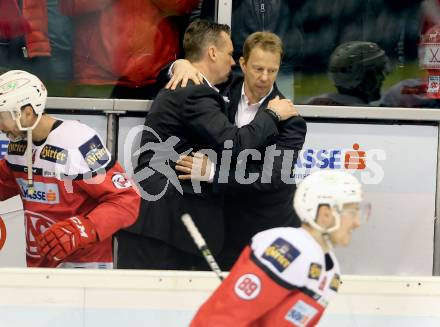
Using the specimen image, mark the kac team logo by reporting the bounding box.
[0,216,6,251]
[112,173,132,189]
[25,211,56,258]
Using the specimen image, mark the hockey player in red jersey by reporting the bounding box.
[0,70,140,268]
[190,170,369,326]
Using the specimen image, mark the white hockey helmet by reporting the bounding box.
[0,70,47,130]
[294,170,363,234]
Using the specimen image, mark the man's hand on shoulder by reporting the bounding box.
[166,59,204,90]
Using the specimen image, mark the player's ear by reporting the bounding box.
[239,57,246,73]
[22,105,34,117]
[315,204,333,228]
[20,105,36,125]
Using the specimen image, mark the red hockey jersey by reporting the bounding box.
[191,227,341,326]
[0,119,140,268]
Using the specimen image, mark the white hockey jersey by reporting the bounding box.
[191,227,341,327]
[0,119,140,267]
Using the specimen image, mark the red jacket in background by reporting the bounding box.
[59,0,199,87]
[0,0,51,58]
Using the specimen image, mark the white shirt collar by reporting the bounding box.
[240,83,273,107]
[201,74,220,93]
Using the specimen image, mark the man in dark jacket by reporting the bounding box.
[175,32,307,270]
[116,21,298,270]
[200,1,304,100]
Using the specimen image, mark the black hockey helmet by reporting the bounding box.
[329,41,390,90]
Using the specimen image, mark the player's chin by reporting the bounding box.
[340,235,352,247]
[333,235,352,247]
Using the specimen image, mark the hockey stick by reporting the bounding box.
[181,213,224,281]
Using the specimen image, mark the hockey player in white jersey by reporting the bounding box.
[190,170,369,326]
[0,70,140,268]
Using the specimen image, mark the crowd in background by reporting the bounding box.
[1,0,438,107]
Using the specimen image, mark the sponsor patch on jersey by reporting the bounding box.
[7,140,27,156]
[79,135,110,171]
[234,273,261,300]
[112,173,132,189]
[308,263,322,281]
[284,300,318,327]
[262,237,300,272]
[16,178,60,204]
[40,144,68,164]
[0,140,9,159]
[329,273,341,292]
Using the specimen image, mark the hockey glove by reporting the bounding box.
[36,216,98,261]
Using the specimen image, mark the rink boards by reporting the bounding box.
[0,108,440,326]
[1,116,438,276]
[1,268,440,327]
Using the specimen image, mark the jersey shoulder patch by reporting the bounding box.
[78,134,111,171]
[43,120,112,175]
[261,237,301,273]
[251,228,326,288]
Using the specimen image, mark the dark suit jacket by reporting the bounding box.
[217,76,307,253]
[125,80,280,255]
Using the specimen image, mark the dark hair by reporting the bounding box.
[183,20,231,62]
[242,32,283,63]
